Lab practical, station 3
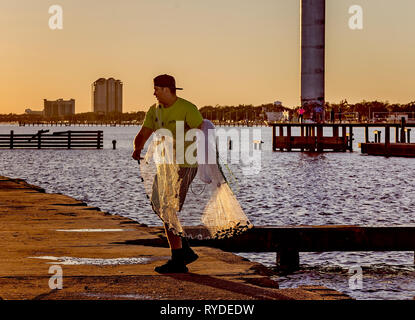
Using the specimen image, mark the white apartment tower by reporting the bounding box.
[92,78,123,114]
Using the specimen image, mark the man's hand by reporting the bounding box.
[132,126,153,163]
[132,149,142,161]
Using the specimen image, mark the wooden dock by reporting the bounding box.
[272,123,353,152]
[359,119,415,157]
[190,225,415,273]
[360,142,415,157]
[0,130,103,149]
[16,120,268,127]
[271,120,415,154]
[18,121,141,127]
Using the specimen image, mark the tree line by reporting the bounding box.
[0,111,146,123]
[1,100,414,123]
[199,100,415,121]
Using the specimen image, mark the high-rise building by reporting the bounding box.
[92,78,123,114]
[43,99,75,118]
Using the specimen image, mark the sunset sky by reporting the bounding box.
[1,0,414,114]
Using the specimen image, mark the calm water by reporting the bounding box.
[0,124,414,300]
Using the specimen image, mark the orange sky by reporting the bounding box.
[1,0,414,114]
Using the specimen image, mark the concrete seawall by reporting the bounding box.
[0,176,350,300]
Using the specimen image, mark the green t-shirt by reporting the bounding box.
[142,97,203,167]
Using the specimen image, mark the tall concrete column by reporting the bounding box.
[301,0,325,117]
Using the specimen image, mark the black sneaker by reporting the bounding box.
[181,239,199,265]
[183,248,199,265]
[154,259,188,274]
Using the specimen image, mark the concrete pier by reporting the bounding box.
[0,176,349,300]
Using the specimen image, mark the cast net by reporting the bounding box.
[139,120,253,240]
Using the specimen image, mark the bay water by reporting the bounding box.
[1,124,414,300]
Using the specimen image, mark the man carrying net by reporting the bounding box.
[132,74,201,273]
[133,74,252,274]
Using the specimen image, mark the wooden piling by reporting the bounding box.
[10,131,14,149]
[342,126,347,152]
[97,131,102,149]
[300,125,304,151]
[333,125,339,138]
[317,125,323,152]
[348,126,353,152]
[67,131,71,149]
[287,126,292,151]
[277,248,300,273]
[401,117,406,143]
[385,125,390,155]
[272,125,276,151]
[310,126,316,151]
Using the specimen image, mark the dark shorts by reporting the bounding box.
[150,166,198,216]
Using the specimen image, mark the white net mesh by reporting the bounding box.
[140,120,253,239]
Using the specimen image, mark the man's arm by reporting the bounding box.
[132,126,153,160]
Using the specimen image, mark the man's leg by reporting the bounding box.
[164,224,182,249]
[155,226,187,273]
[153,175,187,273]
[154,167,198,273]
[176,167,199,264]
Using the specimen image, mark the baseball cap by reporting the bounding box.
[153,74,183,90]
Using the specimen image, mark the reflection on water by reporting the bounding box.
[1,125,415,299]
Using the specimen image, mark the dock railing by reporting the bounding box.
[0,130,103,149]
